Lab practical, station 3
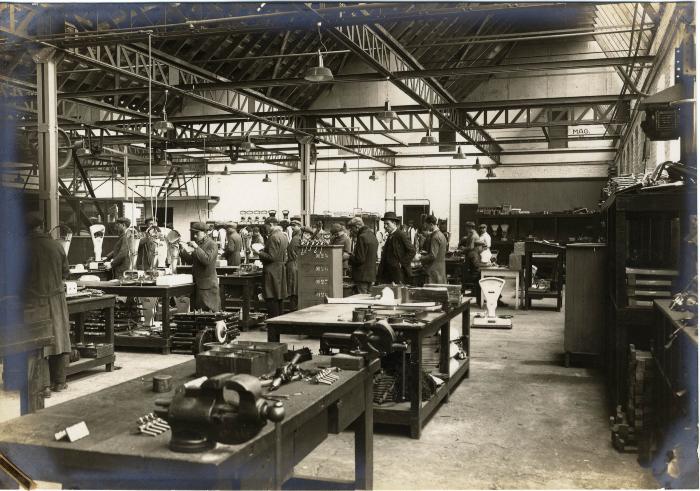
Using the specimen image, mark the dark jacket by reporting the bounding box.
[286,231,301,296]
[259,228,288,300]
[224,230,242,266]
[109,231,131,279]
[25,232,71,355]
[377,228,415,284]
[137,236,158,271]
[465,248,482,283]
[331,232,352,272]
[349,226,378,283]
[179,235,220,311]
[421,229,447,284]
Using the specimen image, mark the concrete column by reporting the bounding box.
[34,48,59,230]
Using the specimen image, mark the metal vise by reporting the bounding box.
[154,373,285,453]
[321,319,406,360]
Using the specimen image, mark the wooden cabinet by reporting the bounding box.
[298,245,343,309]
[564,243,607,366]
[602,189,696,409]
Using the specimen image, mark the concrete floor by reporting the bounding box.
[0,299,657,489]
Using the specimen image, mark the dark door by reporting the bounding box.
[403,204,430,228]
[155,207,174,229]
[459,204,479,240]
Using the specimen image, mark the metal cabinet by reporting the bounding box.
[298,245,343,309]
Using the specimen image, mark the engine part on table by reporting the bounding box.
[373,372,398,404]
[69,348,81,363]
[307,367,340,385]
[196,341,287,377]
[54,421,90,442]
[137,413,171,436]
[154,373,285,452]
[352,307,376,322]
[171,311,241,355]
[153,375,173,393]
[322,319,407,363]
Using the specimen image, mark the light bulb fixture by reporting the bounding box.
[341,161,348,174]
[453,146,467,160]
[473,157,481,170]
[154,90,175,134]
[241,135,255,151]
[377,99,398,123]
[486,166,496,178]
[262,173,272,183]
[304,50,334,83]
[222,165,230,175]
[369,170,377,181]
[420,112,437,145]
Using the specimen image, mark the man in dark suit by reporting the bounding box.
[420,215,447,284]
[377,211,415,284]
[258,217,288,318]
[179,222,221,311]
[347,216,378,293]
[105,217,131,279]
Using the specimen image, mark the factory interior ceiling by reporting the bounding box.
[0,2,689,186]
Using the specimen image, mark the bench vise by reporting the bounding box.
[155,373,285,453]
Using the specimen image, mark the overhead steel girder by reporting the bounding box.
[57,42,395,166]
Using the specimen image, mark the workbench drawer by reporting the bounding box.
[328,386,366,434]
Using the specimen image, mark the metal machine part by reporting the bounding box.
[154,374,285,453]
[321,319,406,361]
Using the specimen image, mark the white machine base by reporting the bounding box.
[471,314,513,329]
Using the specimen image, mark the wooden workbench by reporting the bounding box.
[77,281,194,354]
[66,294,116,375]
[218,272,264,329]
[0,356,377,490]
[265,296,471,438]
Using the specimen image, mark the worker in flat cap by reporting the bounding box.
[419,215,447,284]
[347,216,378,293]
[21,213,71,395]
[223,222,242,267]
[377,211,415,284]
[105,217,131,279]
[258,216,288,317]
[466,238,488,305]
[285,218,303,310]
[178,222,221,311]
[330,222,352,276]
[458,221,479,255]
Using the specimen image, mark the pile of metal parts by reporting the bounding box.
[307,367,340,385]
[299,234,332,256]
[610,345,655,459]
[155,373,284,453]
[262,348,313,391]
[137,413,171,437]
[171,311,240,354]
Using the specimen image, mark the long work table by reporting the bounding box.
[266,296,471,438]
[0,356,378,490]
[77,281,194,354]
[66,294,116,375]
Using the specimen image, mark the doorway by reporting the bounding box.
[403,204,430,228]
[459,203,479,240]
[154,207,174,229]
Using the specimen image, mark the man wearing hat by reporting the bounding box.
[258,217,288,318]
[105,217,131,279]
[224,222,242,267]
[466,238,488,304]
[22,213,71,394]
[285,218,302,310]
[347,216,378,293]
[377,211,416,284]
[420,215,447,284]
[330,222,352,276]
[179,222,221,311]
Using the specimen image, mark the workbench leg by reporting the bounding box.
[267,328,280,343]
[410,333,422,440]
[104,305,115,370]
[440,320,450,402]
[355,366,374,490]
[242,283,252,330]
[161,295,170,355]
[463,303,470,378]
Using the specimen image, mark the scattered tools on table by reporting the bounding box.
[137,413,171,437]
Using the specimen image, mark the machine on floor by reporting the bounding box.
[472,277,513,329]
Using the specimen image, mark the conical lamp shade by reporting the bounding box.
[341,162,348,174]
[486,167,496,178]
[377,100,398,123]
[304,51,334,82]
[453,146,467,160]
[262,173,272,183]
[369,170,377,181]
[420,130,437,145]
[473,157,481,170]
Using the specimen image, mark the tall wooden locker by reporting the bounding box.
[298,245,343,309]
[564,243,607,366]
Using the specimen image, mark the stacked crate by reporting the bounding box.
[626,268,678,307]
